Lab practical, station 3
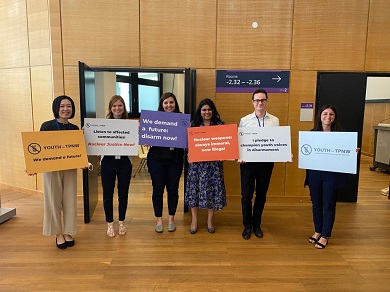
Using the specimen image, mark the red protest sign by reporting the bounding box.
[187,124,239,163]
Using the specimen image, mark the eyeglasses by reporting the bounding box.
[252,99,267,104]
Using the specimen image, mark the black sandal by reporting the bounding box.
[308,234,321,244]
[315,237,328,249]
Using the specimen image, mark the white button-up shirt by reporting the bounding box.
[239,111,279,128]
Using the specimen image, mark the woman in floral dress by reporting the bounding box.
[185,98,227,234]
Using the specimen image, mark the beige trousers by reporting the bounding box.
[42,169,77,236]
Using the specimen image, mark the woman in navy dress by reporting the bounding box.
[185,98,227,234]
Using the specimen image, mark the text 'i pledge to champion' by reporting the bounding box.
[240,138,288,152]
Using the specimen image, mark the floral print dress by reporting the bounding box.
[184,121,227,210]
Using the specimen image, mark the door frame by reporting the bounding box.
[79,62,196,222]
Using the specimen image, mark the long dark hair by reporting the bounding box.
[157,92,181,113]
[106,95,129,119]
[192,98,222,127]
[313,104,341,131]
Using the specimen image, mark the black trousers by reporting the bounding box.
[147,158,183,217]
[240,162,274,229]
[101,156,132,223]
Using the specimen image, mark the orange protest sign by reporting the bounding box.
[187,124,239,163]
[21,130,88,174]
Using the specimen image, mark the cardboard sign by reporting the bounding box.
[22,130,88,174]
[298,131,358,174]
[187,124,239,162]
[84,118,139,155]
[238,126,292,162]
[139,110,191,148]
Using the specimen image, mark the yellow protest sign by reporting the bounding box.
[21,130,88,174]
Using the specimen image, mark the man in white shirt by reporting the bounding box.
[239,89,279,240]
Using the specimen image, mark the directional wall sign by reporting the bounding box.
[216,70,290,93]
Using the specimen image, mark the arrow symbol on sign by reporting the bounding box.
[272,75,281,82]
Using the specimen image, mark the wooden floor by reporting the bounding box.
[1,156,390,291]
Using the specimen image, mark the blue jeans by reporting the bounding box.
[101,156,132,222]
[147,159,183,217]
[308,170,338,238]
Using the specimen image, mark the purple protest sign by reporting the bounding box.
[139,110,191,148]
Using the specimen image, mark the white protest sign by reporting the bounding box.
[84,118,139,155]
[238,126,292,162]
[298,131,358,174]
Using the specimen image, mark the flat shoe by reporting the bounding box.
[64,235,75,247]
[56,238,67,249]
[155,224,164,233]
[168,223,176,232]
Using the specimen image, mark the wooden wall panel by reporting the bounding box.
[61,0,139,67]
[63,66,81,128]
[140,0,216,68]
[48,0,64,96]
[217,0,293,69]
[365,0,390,71]
[285,70,317,198]
[30,66,54,192]
[362,104,375,155]
[0,68,35,190]
[195,69,216,106]
[27,0,51,66]
[292,0,369,70]
[0,0,29,68]
[31,66,55,131]
[64,66,83,196]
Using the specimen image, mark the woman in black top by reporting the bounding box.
[100,95,132,237]
[40,95,79,249]
[147,92,184,233]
